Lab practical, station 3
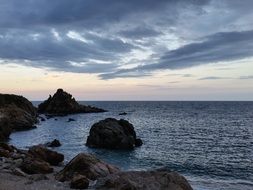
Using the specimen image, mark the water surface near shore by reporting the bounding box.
[10,101,253,190]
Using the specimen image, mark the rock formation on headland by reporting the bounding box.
[0,94,37,141]
[38,89,106,115]
[86,118,143,149]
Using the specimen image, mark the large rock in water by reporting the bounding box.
[86,118,143,149]
[0,94,37,141]
[96,170,193,190]
[55,153,120,182]
[38,89,106,115]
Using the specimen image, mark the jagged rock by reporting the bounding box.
[28,145,64,166]
[86,118,143,150]
[38,89,106,115]
[12,168,27,177]
[95,170,193,190]
[0,94,37,141]
[20,157,53,174]
[56,153,119,182]
[45,139,61,147]
[70,174,89,189]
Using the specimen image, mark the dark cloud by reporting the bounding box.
[198,76,232,80]
[0,0,253,79]
[239,75,253,79]
[101,30,253,79]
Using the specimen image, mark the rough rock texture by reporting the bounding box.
[20,157,54,174]
[28,145,64,166]
[70,174,89,189]
[0,94,37,141]
[56,153,120,182]
[86,118,143,150]
[96,170,193,190]
[38,89,106,115]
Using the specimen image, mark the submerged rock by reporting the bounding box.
[86,118,143,150]
[56,153,119,182]
[96,170,193,190]
[119,112,127,116]
[67,118,75,122]
[0,94,37,141]
[38,89,106,115]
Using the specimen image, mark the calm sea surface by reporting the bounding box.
[10,101,253,190]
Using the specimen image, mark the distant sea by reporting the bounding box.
[10,101,253,190]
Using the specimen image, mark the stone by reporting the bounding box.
[96,170,193,190]
[67,118,75,122]
[20,157,54,174]
[0,94,37,141]
[86,118,143,150]
[45,139,61,147]
[56,153,119,182]
[28,145,64,166]
[38,89,106,115]
[119,112,127,115]
[70,174,89,189]
[12,168,27,177]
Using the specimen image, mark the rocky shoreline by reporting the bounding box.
[0,89,193,190]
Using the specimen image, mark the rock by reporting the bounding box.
[29,174,49,181]
[0,147,11,157]
[56,153,119,182]
[119,112,127,115]
[38,89,106,115]
[67,118,75,122]
[0,94,37,141]
[28,145,64,166]
[70,174,89,189]
[135,138,143,147]
[20,157,53,174]
[38,116,46,122]
[12,168,27,177]
[86,118,143,150]
[96,170,193,190]
[45,139,61,147]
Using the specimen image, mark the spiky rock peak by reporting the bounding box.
[38,89,106,115]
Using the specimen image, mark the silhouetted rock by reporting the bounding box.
[96,170,193,190]
[56,153,119,182]
[86,118,143,150]
[45,139,61,147]
[70,174,89,189]
[67,118,75,122]
[0,94,37,141]
[28,145,64,166]
[119,112,127,115]
[38,89,106,115]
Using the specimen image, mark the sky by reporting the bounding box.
[0,0,253,100]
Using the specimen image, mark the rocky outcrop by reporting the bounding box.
[38,89,106,115]
[28,145,64,166]
[86,118,143,150]
[70,174,89,189]
[56,153,120,182]
[0,94,37,141]
[96,170,193,190]
[20,157,54,174]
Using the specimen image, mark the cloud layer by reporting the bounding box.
[0,0,253,79]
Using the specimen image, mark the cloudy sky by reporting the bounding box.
[0,0,253,100]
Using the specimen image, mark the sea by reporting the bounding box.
[9,101,253,190]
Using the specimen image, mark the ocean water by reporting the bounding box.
[10,101,253,190]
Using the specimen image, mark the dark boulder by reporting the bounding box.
[45,139,61,147]
[68,118,75,122]
[96,170,193,190]
[86,118,143,150]
[70,174,89,189]
[38,89,106,115]
[0,94,37,141]
[28,145,64,166]
[20,157,54,174]
[56,153,119,182]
